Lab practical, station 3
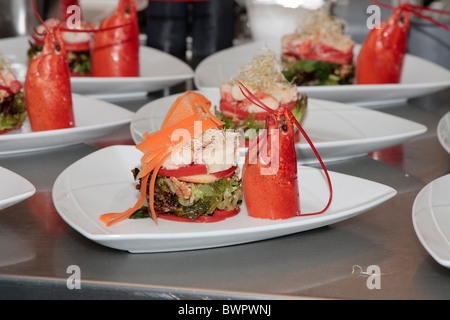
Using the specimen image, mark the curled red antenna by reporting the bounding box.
[31,0,133,35]
[32,0,49,33]
[285,109,333,216]
[59,22,133,34]
[369,0,450,31]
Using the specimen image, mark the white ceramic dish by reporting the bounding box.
[0,36,193,96]
[194,40,450,106]
[0,167,35,210]
[52,145,396,253]
[0,94,133,155]
[79,0,148,23]
[437,111,450,154]
[413,174,450,268]
[130,89,427,164]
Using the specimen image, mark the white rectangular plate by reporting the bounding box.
[413,174,450,268]
[0,94,133,155]
[130,89,427,164]
[194,40,450,106]
[52,145,397,253]
[437,111,450,154]
[0,167,35,211]
[0,36,194,96]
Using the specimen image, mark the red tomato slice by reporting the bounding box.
[220,99,272,120]
[158,208,240,223]
[212,166,237,179]
[220,99,296,121]
[220,99,250,118]
[158,164,237,180]
[289,42,354,66]
[158,164,207,178]
[0,85,13,97]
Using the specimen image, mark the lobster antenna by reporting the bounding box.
[404,5,450,31]
[56,0,62,20]
[32,0,50,34]
[369,0,450,31]
[237,81,276,115]
[286,109,333,215]
[59,22,133,34]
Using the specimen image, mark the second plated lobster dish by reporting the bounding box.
[281,5,355,86]
[0,55,27,134]
[28,0,139,78]
[217,48,307,146]
[28,18,95,77]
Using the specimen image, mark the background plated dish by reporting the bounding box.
[437,111,450,154]
[413,174,450,269]
[52,145,397,253]
[130,89,427,164]
[79,0,148,23]
[0,94,133,155]
[194,40,450,106]
[0,36,194,97]
[0,167,35,211]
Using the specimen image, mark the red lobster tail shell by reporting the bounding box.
[91,0,140,77]
[238,82,332,220]
[243,108,301,219]
[355,4,410,84]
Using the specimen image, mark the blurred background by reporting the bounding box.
[0,0,448,69]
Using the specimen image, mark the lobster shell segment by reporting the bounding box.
[242,108,301,219]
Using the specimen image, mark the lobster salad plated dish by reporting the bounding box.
[28,18,95,77]
[100,92,243,226]
[0,54,27,134]
[281,5,355,86]
[217,48,307,145]
[27,0,139,78]
[130,126,243,223]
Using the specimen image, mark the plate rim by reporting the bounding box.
[412,173,450,268]
[193,40,450,102]
[0,36,194,93]
[437,111,450,154]
[129,89,427,161]
[0,93,134,155]
[0,166,36,210]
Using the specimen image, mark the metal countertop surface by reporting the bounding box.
[0,85,449,300]
[1,0,450,300]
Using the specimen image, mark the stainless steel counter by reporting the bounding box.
[1,0,450,301]
[0,84,449,300]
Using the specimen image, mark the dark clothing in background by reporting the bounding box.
[146,0,235,64]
